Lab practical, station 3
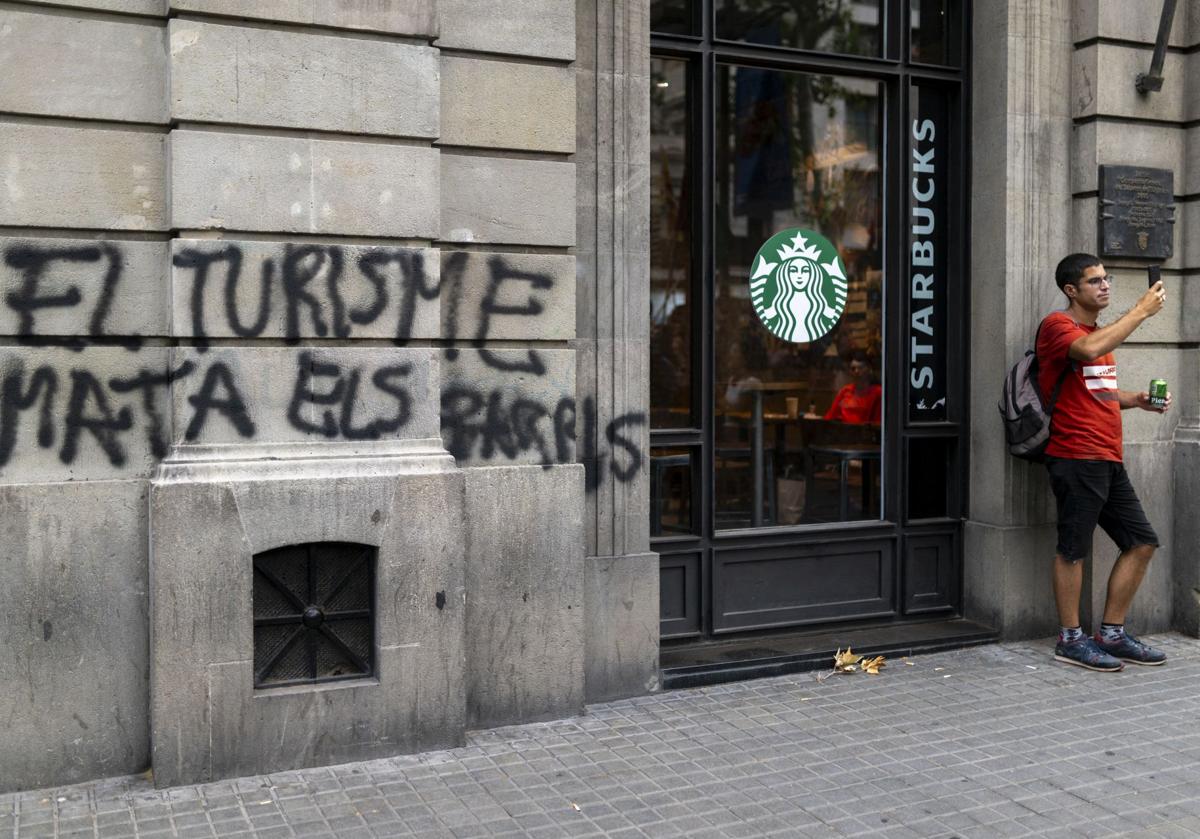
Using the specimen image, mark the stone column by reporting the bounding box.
[576,0,660,701]
[964,0,1074,638]
[437,0,588,730]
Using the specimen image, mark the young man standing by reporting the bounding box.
[1037,253,1170,672]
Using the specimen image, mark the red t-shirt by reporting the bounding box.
[1036,311,1122,462]
[824,383,882,424]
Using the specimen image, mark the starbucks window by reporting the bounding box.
[650,0,968,641]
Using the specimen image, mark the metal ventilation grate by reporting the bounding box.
[252,542,375,689]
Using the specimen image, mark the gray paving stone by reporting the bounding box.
[7,636,1200,837]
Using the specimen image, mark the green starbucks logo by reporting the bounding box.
[749,228,847,343]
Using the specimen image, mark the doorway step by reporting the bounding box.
[660,618,997,690]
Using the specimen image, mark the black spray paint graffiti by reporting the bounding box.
[3,244,138,350]
[0,354,415,468]
[0,241,648,491]
[440,389,646,492]
[173,244,441,347]
[439,251,549,374]
[287,351,413,441]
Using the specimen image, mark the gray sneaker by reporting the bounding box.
[1094,632,1167,666]
[1054,637,1124,672]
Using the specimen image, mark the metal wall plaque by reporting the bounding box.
[1098,165,1175,259]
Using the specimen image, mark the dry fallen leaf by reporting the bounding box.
[861,655,886,675]
[816,647,887,682]
[834,647,864,673]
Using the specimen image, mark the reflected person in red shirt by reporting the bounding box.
[823,353,881,424]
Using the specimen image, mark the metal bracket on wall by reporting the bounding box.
[1135,0,1178,93]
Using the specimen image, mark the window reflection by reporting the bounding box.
[911,0,958,65]
[716,0,883,57]
[651,0,697,35]
[650,447,695,535]
[650,59,693,429]
[714,64,883,528]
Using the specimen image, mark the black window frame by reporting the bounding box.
[650,0,971,641]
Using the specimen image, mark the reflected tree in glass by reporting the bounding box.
[716,0,881,57]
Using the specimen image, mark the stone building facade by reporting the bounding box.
[0,0,1198,796]
[967,0,1200,640]
[0,0,655,792]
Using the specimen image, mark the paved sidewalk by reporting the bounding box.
[5,635,1200,839]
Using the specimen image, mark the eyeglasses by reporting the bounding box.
[1074,275,1115,288]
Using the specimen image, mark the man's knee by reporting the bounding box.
[1128,543,1156,562]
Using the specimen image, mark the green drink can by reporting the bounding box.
[1149,379,1168,409]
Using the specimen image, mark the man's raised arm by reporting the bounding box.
[1068,282,1166,362]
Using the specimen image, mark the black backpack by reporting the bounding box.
[997,320,1071,462]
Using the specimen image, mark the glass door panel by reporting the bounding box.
[650,446,697,536]
[650,57,695,430]
[714,64,884,529]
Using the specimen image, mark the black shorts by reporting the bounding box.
[1045,456,1159,562]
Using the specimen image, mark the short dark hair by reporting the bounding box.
[1055,253,1102,292]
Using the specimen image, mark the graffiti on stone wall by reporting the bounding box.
[173,244,438,346]
[0,353,420,467]
[3,243,139,350]
[0,240,646,489]
[440,389,645,492]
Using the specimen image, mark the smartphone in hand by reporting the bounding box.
[1149,265,1161,288]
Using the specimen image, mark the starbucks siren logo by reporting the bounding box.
[749,228,847,343]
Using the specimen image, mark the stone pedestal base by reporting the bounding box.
[584,552,660,703]
[149,439,465,787]
[963,521,1059,640]
[463,465,586,729]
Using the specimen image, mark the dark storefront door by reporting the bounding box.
[649,0,969,642]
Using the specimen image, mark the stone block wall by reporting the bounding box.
[969,0,1200,639]
[1,0,173,793]
[1069,0,1198,634]
[0,0,654,793]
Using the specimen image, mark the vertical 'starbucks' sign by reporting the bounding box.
[749,228,847,344]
